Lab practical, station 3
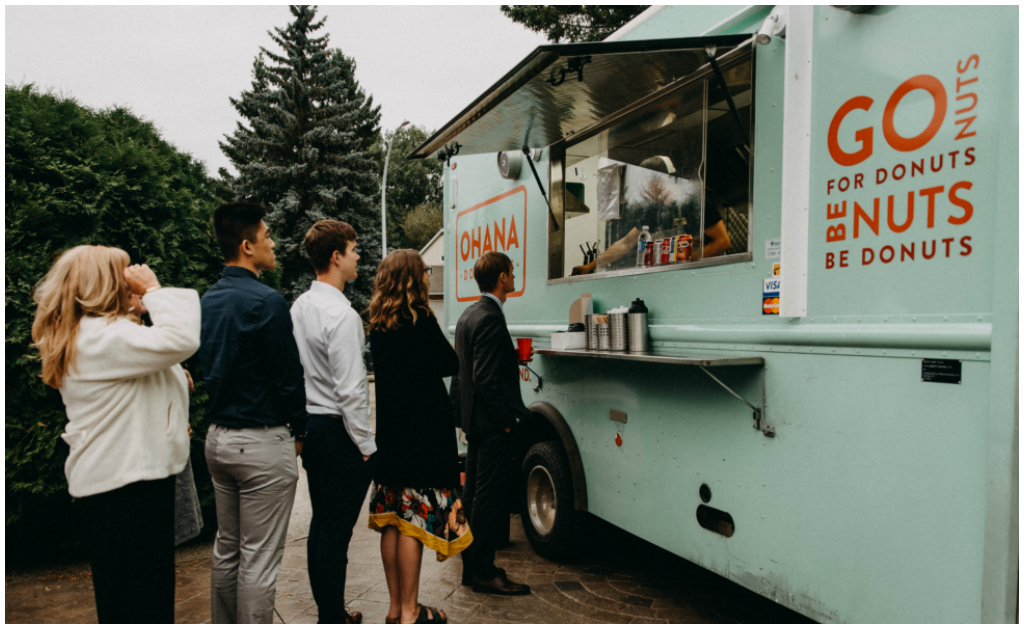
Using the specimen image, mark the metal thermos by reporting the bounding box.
[627,298,649,354]
[609,313,628,351]
[585,314,598,349]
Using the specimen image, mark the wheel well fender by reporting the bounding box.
[524,401,588,512]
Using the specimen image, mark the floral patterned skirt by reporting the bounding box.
[367,483,473,562]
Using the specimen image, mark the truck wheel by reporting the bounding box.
[521,441,577,560]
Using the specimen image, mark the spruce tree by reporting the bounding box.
[221,5,382,307]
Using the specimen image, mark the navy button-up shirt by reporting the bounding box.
[199,266,309,436]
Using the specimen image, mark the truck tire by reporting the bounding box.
[521,441,577,560]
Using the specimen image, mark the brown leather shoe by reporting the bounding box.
[472,574,531,596]
[344,611,363,624]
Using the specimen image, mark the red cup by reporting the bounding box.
[516,337,533,362]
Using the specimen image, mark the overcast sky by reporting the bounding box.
[5,5,550,176]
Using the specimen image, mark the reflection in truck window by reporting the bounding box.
[551,53,752,279]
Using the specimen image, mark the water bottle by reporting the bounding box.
[636,225,652,268]
[628,298,649,354]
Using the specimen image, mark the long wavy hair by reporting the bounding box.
[367,249,432,332]
[31,245,133,388]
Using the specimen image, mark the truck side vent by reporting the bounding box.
[497,151,522,180]
[696,505,735,537]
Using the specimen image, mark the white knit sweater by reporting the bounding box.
[59,287,201,498]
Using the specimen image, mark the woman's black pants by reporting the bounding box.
[78,476,175,624]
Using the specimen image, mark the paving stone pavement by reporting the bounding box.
[5,381,812,624]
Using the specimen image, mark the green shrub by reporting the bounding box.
[5,85,225,560]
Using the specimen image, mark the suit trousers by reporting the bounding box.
[301,416,376,623]
[460,429,513,582]
[78,476,175,624]
[206,424,299,624]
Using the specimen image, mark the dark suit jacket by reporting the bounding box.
[450,297,532,438]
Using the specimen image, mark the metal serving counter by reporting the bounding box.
[535,348,764,368]
[534,348,771,436]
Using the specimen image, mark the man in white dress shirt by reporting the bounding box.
[290,220,376,624]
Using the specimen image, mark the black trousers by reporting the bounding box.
[301,416,376,623]
[461,429,512,582]
[78,476,176,624]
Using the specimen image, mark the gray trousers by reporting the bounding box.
[206,424,298,624]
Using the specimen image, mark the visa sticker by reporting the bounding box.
[762,277,781,315]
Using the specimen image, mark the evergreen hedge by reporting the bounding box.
[5,85,224,560]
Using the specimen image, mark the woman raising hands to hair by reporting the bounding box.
[32,246,200,623]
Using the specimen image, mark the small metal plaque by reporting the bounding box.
[609,409,627,424]
[921,359,961,384]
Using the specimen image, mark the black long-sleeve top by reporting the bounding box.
[198,267,309,437]
[370,309,460,489]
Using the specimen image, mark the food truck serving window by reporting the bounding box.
[548,49,753,281]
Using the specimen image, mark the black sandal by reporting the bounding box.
[413,604,447,624]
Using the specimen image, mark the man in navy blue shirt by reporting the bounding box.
[199,202,309,624]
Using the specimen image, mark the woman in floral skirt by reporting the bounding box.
[367,250,471,624]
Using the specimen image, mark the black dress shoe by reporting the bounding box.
[472,574,531,596]
[463,567,505,587]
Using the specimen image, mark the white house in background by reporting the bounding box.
[419,229,444,320]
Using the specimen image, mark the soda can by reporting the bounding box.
[676,234,692,262]
[644,240,655,267]
[660,238,671,265]
[669,236,678,263]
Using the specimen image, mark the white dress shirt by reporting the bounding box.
[290,281,376,456]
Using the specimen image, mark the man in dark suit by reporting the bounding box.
[451,251,532,596]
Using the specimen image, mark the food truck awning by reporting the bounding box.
[408,34,751,160]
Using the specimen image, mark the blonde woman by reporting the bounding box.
[367,250,470,624]
[31,245,200,623]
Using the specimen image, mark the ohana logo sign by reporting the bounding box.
[822,55,980,272]
[454,186,527,302]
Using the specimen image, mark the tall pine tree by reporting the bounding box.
[221,5,382,307]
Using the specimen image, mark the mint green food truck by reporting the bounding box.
[409,6,1017,623]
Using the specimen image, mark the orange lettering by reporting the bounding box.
[483,224,493,253]
[955,92,978,116]
[494,218,506,250]
[827,201,847,220]
[947,181,973,225]
[882,75,947,152]
[828,96,874,166]
[853,199,879,238]
[886,192,914,233]
[919,186,944,228]
[506,216,520,249]
[957,55,980,73]
[954,116,977,140]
